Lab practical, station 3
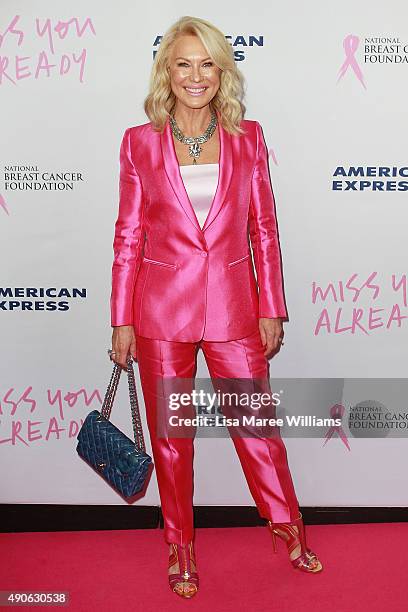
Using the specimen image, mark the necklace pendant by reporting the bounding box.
[189,142,202,160]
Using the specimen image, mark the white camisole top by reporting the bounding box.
[179,163,219,229]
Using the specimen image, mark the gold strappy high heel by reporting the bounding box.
[168,541,199,598]
[267,511,323,573]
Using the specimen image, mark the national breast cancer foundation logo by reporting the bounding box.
[337,33,408,89]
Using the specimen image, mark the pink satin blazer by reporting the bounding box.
[110,110,288,342]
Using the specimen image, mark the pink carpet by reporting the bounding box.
[2,523,405,611]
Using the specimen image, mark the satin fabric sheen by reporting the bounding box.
[179,162,219,229]
[110,111,288,341]
[135,328,300,545]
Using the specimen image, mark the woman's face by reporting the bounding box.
[167,34,221,112]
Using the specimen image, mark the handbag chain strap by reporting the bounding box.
[100,356,146,452]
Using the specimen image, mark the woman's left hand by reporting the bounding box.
[259,317,284,357]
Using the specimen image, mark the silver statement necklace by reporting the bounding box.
[169,109,218,165]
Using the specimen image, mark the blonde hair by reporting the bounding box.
[143,16,247,135]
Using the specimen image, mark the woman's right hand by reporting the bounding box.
[111,325,137,370]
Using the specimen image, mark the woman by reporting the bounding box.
[109,15,323,599]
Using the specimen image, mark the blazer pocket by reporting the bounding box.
[142,256,177,270]
[227,254,250,268]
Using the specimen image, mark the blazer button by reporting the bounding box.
[200,251,208,257]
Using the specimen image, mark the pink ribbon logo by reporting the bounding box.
[337,34,366,89]
[0,193,9,215]
[268,147,278,166]
[323,403,351,450]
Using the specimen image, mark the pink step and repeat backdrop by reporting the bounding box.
[1,1,408,508]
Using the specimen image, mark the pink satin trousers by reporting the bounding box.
[135,329,300,545]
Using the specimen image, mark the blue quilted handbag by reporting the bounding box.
[76,356,152,499]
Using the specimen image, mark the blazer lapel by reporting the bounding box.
[160,109,233,233]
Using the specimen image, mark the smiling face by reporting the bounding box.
[167,34,221,112]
